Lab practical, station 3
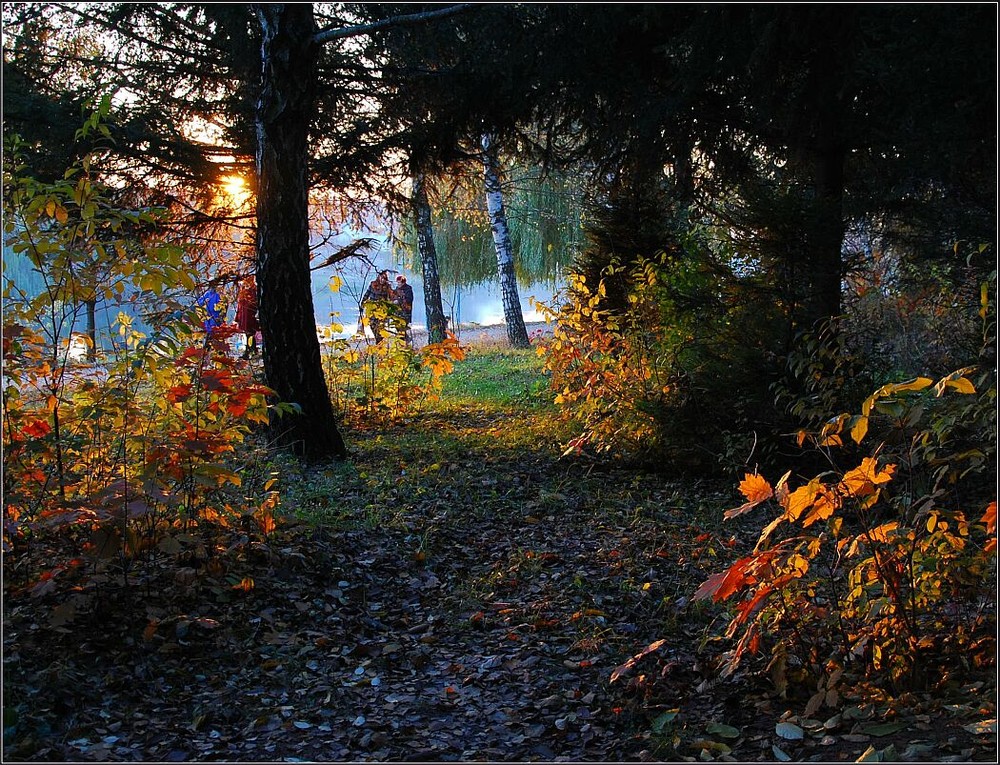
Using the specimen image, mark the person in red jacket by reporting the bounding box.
[235,276,259,358]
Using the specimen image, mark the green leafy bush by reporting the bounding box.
[537,241,786,472]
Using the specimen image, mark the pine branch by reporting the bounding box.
[313,4,475,45]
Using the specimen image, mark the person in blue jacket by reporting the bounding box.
[197,287,223,333]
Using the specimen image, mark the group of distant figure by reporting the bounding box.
[362,271,414,344]
[196,275,260,359]
[196,270,415,356]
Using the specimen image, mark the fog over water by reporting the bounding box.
[2,227,565,354]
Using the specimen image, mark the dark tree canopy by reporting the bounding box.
[4,2,993,459]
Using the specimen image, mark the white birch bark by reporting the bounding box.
[481,133,530,348]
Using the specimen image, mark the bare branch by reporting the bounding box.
[313,3,474,45]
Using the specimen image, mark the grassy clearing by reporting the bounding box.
[282,346,577,529]
[438,346,553,410]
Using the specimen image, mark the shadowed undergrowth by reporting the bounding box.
[3,346,994,762]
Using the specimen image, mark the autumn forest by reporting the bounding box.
[2,4,997,762]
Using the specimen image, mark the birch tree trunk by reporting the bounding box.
[255,3,347,459]
[481,133,530,348]
[411,173,449,345]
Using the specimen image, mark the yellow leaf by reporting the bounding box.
[784,482,819,522]
[861,393,878,418]
[934,369,977,397]
[829,517,843,539]
[890,377,933,394]
[801,486,840,528]
[868,521,898,543]
[755,514,785,551]
[841,458,895,499]
[850,415,869,445]
[945,377,976,394]
[787,553,810,576]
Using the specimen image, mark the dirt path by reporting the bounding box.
[3,405,679,761]
[3,388,995,762]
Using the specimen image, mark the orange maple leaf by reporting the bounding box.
[840,457,896,498]
[982,501,997,553]
[724,473,774,518]
[740,474,774,503]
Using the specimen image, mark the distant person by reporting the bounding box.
[362,271,392,343]
[235,276,259,358]
[197,286,223,333]
[393,275,414,343]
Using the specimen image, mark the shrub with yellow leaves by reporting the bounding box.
[696,365,996,697]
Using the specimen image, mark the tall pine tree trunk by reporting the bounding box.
[802,31,846,328]
[255,3,346,460]
[481,133,530,348]
[411,173,448,344]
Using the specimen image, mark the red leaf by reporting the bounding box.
[694,556,755,602]
[200,369,234,392]
[22,419,52,439]
[166,384,193,402]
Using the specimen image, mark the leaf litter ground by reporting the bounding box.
[3,349,996,762]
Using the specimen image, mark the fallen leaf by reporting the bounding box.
[964,719,997,735]
[775,721,804,740]
[706,722,741,739]
[860,721,906,737]
[652,709,679,734]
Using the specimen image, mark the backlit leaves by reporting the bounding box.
[982,501,997,554]
[724,473,773,519]
[695,365,995,692]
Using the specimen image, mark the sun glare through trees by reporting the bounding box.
[2,3,996,762]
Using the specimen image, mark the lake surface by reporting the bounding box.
[2,231,566,352]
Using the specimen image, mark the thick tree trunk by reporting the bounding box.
[411,173,448,345]
[481,134,530,348]
[255,4,346,460]
[807,144,845,325]
[802,38,845,328]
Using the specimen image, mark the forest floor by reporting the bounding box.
[2,344,996,763]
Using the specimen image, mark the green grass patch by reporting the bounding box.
[286,346,578,528]
[439,347,553,410]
